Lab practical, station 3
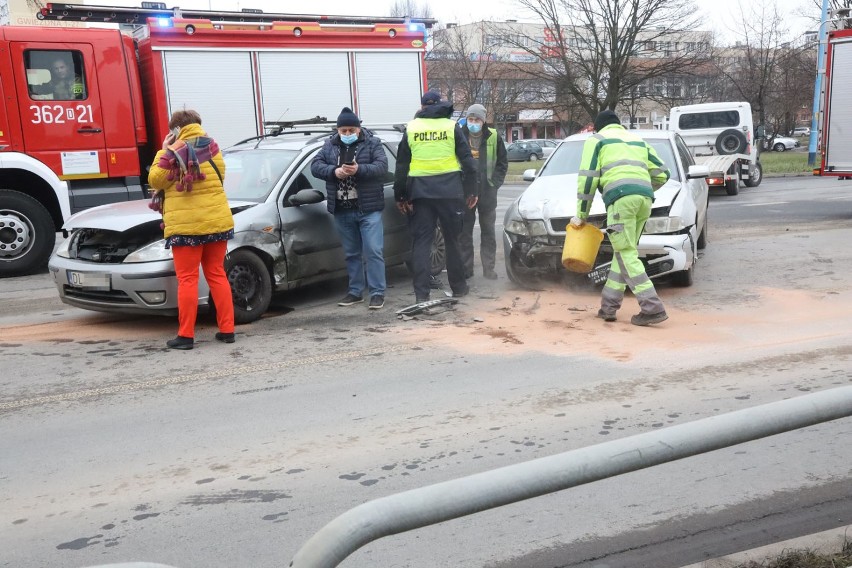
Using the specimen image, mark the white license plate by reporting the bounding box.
[67,271,111,290]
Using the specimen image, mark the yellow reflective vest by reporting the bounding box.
[577,124,670,218]
[407,117,461,177]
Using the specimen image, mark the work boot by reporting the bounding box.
[597,309,616,322]
[166,335,194,350]
[483,269,498,280]
[215,332,235,344]
[631,311,668,326]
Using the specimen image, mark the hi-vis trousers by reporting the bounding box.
[600,194,665,316]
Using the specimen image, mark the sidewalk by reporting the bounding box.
[679,524,851,568]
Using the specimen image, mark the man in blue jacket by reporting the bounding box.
[394,91,479,303]
[311,107,389,309]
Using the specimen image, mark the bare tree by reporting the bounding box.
[496,0,709,124]
[765,42,817,135]
[428,24,550,135]
[388,0,433,19]
[714,1,787,128]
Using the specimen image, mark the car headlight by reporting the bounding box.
[54,233,74,258]
[505,219,548,236]
[643,216,688,234]
[124,239,173,263]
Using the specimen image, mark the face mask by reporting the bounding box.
[171,127,181,138]
[340,133,358,145]
[467,123,482,134]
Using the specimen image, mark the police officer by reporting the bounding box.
[459,104,508,280]
[573,109,671,326]
[394,91,479,303]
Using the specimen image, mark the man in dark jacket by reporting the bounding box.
[394,91,479,302]
[459,104,508,280]
[311,107,389,309]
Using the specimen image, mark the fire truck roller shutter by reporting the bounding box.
[258,52,352,125]
[354,52,423,125]
[162,51,258,148]
[825,40,852,173]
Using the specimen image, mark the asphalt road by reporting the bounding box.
[1,176,851,568]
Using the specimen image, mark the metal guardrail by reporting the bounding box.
[84,387,852,568]
[289,387,852,567]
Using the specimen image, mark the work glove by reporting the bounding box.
[569,216,586,228]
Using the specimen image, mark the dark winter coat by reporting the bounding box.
[310,130,389,214]
[393,101,479,202]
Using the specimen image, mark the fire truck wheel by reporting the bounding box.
[715,129,748,155]
[744,162,763,187]
[0,189,56,277]
[225,249,272,324]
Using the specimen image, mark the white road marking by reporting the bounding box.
[741,201,789,207]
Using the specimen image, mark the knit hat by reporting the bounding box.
[336,107,360,127]
[466,104,487,123]
[421,90,442,106]
[594,109,621,132]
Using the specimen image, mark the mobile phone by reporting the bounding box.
[344,161,355,165]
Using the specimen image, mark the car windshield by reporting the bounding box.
[538,139,680,182]
[222,149,300,202]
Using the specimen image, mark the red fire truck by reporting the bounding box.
[0,3,431,276]
[815,27,852,179]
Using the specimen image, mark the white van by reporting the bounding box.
[669,102,763,195]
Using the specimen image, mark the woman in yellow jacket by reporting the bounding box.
[148,110,235,350]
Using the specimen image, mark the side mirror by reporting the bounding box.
[288,188,325,206]
[687,164,711,179]
[756,125,766,139]
[522,168,537,182]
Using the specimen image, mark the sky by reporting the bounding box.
[64,0,818,44]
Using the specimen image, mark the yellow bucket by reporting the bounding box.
[562,223,604,273]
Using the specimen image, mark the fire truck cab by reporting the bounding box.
[0,4,431,277]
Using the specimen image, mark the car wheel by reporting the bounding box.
[725,168,740,196]
[773,143,786,152]
[225,249,272,324]
[505,254,544,291]
[671,262,694,287]
[0,189,56,277]
[430,225,446,276]
[715,129,748,155]
[744,162,763,187]
[528,154,538,162]
[697,213,708,250]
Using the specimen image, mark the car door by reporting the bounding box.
[277,151,346,284]
[379,143,410,263]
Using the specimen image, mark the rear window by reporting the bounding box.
[539,139,680,181]
[678,111,739,130]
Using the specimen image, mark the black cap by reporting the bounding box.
[594,109,620,132]
[336,107,360,127]
[421,90,442,106]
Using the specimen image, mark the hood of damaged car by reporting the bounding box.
[62,199,258,231]
[516,173,681,221]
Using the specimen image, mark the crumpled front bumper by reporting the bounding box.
[48,256,212,316]
[502,231,694,281]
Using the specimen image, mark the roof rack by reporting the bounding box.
[37,3,436,27]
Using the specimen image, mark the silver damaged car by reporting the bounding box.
[503,130,710,289]
[49,128,444,323]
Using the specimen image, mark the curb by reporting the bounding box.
[678,524,851,568]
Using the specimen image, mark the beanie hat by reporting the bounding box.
[594,109,621,132]
[466,104,487,123]
[421,90,442,106]
[336,107,360,127]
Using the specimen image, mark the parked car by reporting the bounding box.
[48,127,445,324]
[792,126,810,137]
[769,135,800,152]
[506,141,544,162]
[516,138,561,157]
[503,130,709,289]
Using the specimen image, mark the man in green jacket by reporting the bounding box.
[572,110,671,326]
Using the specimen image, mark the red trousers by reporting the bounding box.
[171,240,235,339]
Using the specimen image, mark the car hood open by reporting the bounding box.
[516,174,681,220]
[63,200,258,231]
